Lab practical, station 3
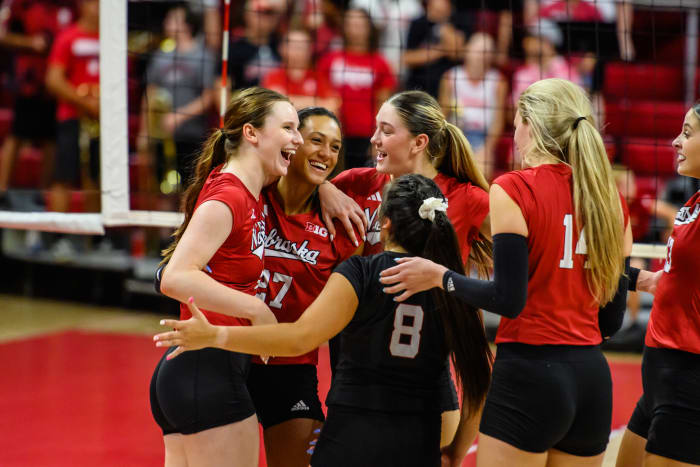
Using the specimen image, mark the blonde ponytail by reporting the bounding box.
[518,78,624,304]
[569,117,624,303]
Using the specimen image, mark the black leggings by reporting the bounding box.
[311,405,441,467]
[480,343,612,456]
[150,346,255,435]
[627,346,700,464]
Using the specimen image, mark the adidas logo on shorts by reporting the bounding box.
[291,400,310,412]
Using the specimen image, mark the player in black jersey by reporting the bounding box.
[154,174,493,467]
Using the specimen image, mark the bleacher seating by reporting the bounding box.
[605,100,685,139]
[0,108,12,142]
[11,146,42,188]
[604,63,684,101]
[620,138,677,178]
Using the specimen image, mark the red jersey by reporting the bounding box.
[318,50,396,137]
[262,68,336,100]
[252,188,358,365]
[47,23,99,121]
[494,163,626,346]
[434,172,490,262]
[539,1,604,22]
[646,191,700,354]
[332,167,489,263]
[332,167,388,255]
[178,167,267,327]
[4,0,74,96]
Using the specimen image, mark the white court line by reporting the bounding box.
[464,424,629,458]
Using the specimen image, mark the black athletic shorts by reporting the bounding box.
[12,96,56,140]
[479,343,612,456]
[54,119,99,185]
[627,345,700,465]
[439,366,459,412]
[330,338,458,413]
[247,363,325,430]
[150,346,255,435]
[311,405,441,467]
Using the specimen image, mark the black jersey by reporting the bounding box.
[328,252,450,413]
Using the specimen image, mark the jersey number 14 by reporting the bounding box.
[560,214,589,269]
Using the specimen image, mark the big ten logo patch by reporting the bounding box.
[305,222,328,238]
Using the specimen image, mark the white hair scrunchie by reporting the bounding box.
[418,197,448,222]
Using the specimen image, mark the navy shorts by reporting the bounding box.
[54,119,99,186]
[311,405,441,467]
[627,346,700,464]
[12,96,56,140]
[479,343,612,456]
[150,346,255,435]
[247,363,325,430]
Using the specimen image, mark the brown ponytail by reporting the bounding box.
[160,87,290,265]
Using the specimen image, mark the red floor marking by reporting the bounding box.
[610,359,644,428]
[0,333,643,466]
[0,331,164,466]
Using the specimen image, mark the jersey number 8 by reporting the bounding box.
[389,304,424,359]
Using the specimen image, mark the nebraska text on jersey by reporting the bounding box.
[251,216,266,260]
[264,228,321,264]
[674,204,700,225]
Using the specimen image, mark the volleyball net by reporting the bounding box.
[0,0,698,261]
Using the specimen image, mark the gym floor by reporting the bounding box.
[0,294,641,466]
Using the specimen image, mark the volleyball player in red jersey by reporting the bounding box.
[248,107,361,467]
[149,87,302,467]
[380,78,634,467]
[615,102,700,467]
[320,90,491,270]
[317,89,492,445]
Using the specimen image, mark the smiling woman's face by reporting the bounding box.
[672,108,700,179]
[255,100,303,178]
[289,115,342,186]
[370,103,419,177]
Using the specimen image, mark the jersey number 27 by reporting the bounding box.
[255,269,293,309]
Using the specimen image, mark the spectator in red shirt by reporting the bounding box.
[0,0,74,208]
[45,0,99,214]
[262,28,340,113]
[319,8,396,169]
